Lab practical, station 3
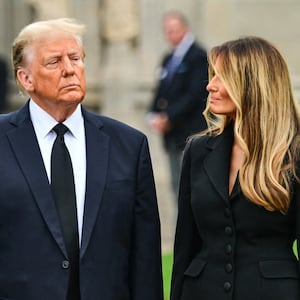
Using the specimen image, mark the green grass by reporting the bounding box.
[293,240,298,258]
[162,242,298,300]
[162,252,173,300]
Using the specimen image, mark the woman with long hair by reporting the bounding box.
[171,36,300,300]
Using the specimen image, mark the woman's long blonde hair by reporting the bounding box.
[203,36,300,212]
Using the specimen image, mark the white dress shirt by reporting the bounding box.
[29,99,86,245]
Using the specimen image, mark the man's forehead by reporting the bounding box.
[32,35,82,55]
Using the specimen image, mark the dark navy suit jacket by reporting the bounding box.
[150,42,208,150]
[0,102,163,300]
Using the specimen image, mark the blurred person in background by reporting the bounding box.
[148,10,208,201]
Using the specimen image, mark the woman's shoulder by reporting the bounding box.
[188,124,234,151]
[183,134,213,161]
[187,133,215,151]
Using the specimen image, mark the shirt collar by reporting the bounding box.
[173,32,195,58]
[29,99,84,139]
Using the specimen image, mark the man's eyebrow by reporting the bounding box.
[44,54,62,61]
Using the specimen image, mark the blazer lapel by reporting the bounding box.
[7,103,67,257]
[203,125,234,204]
[80,110,109,258]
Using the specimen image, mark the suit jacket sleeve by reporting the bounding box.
[171,139,203,300]
[131,135,163,300]
[149,54,171,113]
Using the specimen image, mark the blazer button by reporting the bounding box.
[62,260,70,269]
[224,282,232,292]
[225,226,233,236]
[224,208,231,217]
[157,98,168,109]
[225,244,232,254]
[225,263,233,273]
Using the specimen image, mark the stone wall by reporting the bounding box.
[1,0,299,109]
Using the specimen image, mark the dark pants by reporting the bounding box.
[166,142,183,201]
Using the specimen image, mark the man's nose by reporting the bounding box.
[61,57,75,76]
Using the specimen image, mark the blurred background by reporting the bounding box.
[1,0,300,256]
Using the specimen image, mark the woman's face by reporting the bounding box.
[206,63,236,118]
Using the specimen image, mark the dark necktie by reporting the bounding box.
[166,54,181,81]
[51,123,80,300]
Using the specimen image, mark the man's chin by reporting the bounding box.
[60,93,85,104]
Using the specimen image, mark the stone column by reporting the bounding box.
[70,0,102,111]
[1,0,36,109]
[0,0,12,56]
[201,0,234,48]
[0,0,32,57]
[138,0,165,84]
[26,0,68,19]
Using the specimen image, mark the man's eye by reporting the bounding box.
[46,61,59,68]
[71,56,82,63]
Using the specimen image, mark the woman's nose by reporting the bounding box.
[206,76,217,92]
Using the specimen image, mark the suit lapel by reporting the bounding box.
[203,125,234,204]
[80,110,109,258]
[7,103,67,257]
[8,105,110,258]
[163,44,194,86]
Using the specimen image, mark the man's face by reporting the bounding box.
[163,17,188,47]
[18,32,86,111]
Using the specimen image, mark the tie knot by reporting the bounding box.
[53,123,69,137]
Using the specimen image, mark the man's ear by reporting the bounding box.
[17,68,34,92]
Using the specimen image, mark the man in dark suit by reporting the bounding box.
[0,18,163,300]
[148,11,208,199]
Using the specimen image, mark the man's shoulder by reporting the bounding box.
[101,115,144,136]
[0,110,20,130]
[183,40,206,58]
[84,110,146,140]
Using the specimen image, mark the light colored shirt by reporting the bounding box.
[29,99,86,245]
[173,32,195,62]
[160,32,195,80]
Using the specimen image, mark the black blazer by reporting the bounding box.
[150,42,208,150]
[0,102,163,300]
[171,125,300,300]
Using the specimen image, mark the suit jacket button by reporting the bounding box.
[225,226,233,236]
[224,282,232,292]
[224,208,231,217]
[62,260,70,269]
[225,244,232,254]
[157,98,168,109]
[225,263,233,273]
